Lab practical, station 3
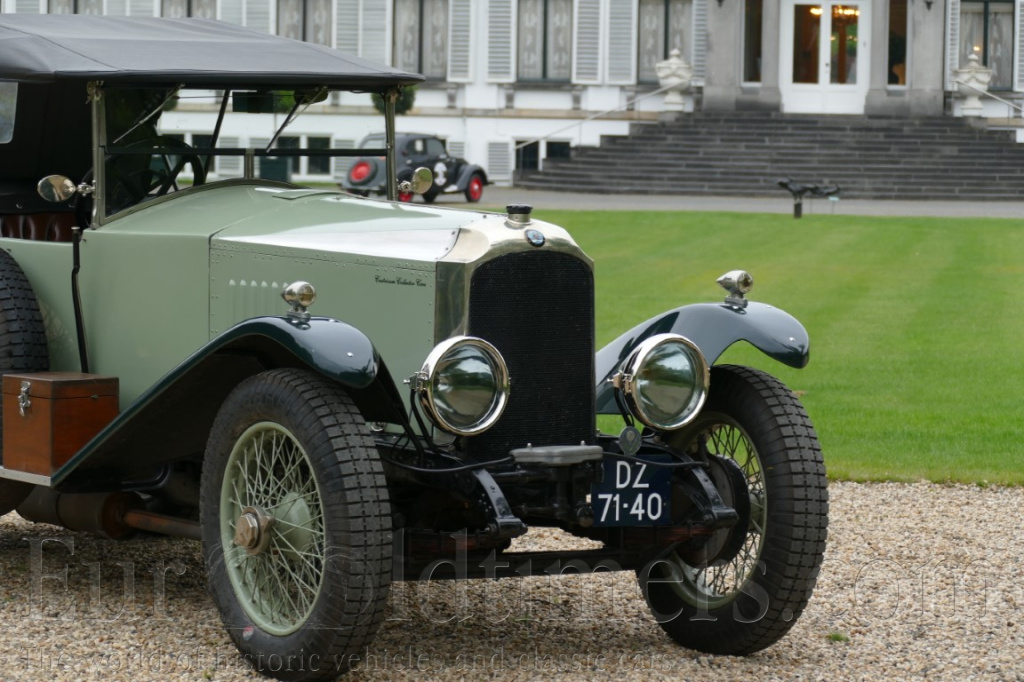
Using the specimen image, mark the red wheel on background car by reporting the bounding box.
[465,173,484,202]
[397,192,413,202]
[348,160,373,184]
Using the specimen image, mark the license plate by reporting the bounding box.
[591,456,673,527]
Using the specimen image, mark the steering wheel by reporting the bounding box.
[105,136,207,212]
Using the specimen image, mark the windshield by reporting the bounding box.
[0,82,16,144]
[101,86,381,217]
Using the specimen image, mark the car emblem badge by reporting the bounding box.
[525,229,545,247]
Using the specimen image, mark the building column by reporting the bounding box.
[865,0,945,115]
[702,0,743,110]
[907,0,946,113]
[737,0,782,111]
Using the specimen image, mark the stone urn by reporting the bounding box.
[954,52,993,117]
[655,48,693,112]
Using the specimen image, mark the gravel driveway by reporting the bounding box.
[0,481,1020,681]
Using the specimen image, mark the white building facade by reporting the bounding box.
[3,0,1023,184]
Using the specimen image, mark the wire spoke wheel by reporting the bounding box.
[639,365,828,656]
[202,369,392,681]
[221,422,325,635]
[669,417,767,610]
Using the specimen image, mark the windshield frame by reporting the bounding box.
[92,83,399,226]
[0,81,16,144]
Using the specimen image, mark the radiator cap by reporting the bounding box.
[506,204,533,228]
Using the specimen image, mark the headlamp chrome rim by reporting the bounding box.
[415,336,510,436]
[614,333,709,431]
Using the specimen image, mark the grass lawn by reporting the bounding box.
[532,209,1024,485]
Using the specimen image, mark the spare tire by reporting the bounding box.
[0,248,49,512]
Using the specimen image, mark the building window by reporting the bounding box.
[887,0,907,85]
[637,0,692,83]
[515,140,571,172]
[278,0,303,40]
[394,0,449,79]
[307,136,331,175]
[516,140,540,171]
[518,0,572,81]
[162,0,188,17]
[743,0,763,82]
[960,0,1014,90]
[192,0,216,18]
[276,0,332,45]
[546,140,571,162]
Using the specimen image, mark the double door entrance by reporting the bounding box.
[780,0,871,114]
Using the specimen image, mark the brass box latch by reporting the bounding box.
[18,381,31,417]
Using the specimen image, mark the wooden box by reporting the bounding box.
[2,372,119,475]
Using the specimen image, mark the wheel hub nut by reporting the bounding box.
[234,507,274,555]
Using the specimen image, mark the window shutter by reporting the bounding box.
[488,141,512,182]
[1015,0,1024,91]
[691,0,708,78]
[606,0,637,84]
[245,0,274,33]
[449,0,473,82]
[946,0,961,90]
[217,136,243,178]
[573,0,602,83]
[127,0,158,15]
[331,139,356,182]
[336,0,360,53]
[104,0,128,14]
[12,0,46,11]
[219,0,245,26]
[335,0,389,62]
[448,140,466,158]
[361,0,390,64]
[487,0,515,82]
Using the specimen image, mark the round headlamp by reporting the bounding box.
[614,333,709,431]
[415,336,510,436]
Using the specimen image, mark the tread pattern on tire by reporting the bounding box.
[0,249,49,379]
[202,368,391,682]
[649,364,828,656]
[0,249,48,508]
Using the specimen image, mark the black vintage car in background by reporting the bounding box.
[341,132,488,202]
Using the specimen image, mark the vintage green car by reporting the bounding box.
[0,14,827,682]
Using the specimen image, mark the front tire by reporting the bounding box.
[201,369,391,681]
[639,364,828,655]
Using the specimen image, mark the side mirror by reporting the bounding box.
[37,175,78,203]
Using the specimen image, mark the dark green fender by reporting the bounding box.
[53,316,404,489]
[595,301,810,414]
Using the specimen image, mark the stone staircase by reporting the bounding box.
[515,112,1024,200]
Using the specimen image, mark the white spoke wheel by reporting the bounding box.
[201,369,391,681]
[639,365,828,655]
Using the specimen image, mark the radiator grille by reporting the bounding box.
[466,251,595,459]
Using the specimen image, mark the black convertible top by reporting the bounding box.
[0,14,423,89]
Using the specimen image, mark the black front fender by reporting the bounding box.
[455,164,487,190]
[595,302,810,414]
[53,316,405,488]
